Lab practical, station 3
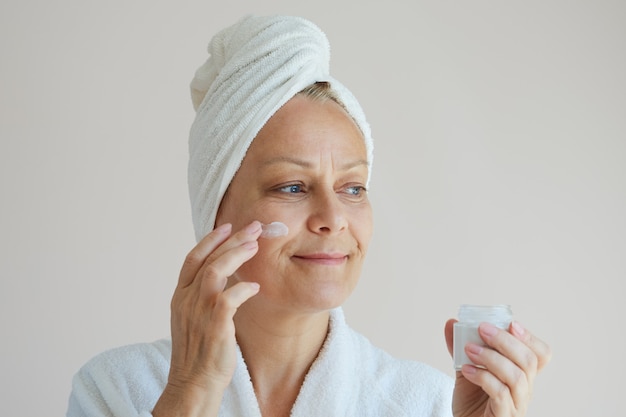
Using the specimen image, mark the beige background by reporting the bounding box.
[1,1,624,416]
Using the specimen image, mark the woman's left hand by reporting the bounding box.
[444,319,551,417]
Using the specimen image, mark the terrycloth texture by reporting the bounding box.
[188,15,374,242]
[66,308,454,417]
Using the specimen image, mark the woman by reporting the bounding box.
[67,15,551,417]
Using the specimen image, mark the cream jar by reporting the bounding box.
[453,304,513,370]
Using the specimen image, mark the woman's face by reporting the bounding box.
[215,94,372,313]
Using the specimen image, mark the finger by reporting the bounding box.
[178,223,233,288]
[460,364,519,415]
[444,318,457,357]
[463,339,530,402]
[469,324,534,409]
[203,221,263,266]
[479,323,538,375]
[210,281,261,335]
[510,321,553,371]
[179,221,262,290]
[198,240,259,296]
[191,221,262,285]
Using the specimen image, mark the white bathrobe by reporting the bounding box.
[66,308,454,417]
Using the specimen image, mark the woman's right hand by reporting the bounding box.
[152,221,263,417]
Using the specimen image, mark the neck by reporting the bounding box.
[234,306,331,413]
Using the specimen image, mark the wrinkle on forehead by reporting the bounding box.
[261,156,369,172]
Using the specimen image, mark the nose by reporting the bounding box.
[306,187,348,234]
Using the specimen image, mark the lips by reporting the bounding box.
[292,252,348,266]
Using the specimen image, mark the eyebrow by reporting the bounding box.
[261,156,369,171]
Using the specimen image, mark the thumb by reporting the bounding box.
[444,318,457,357]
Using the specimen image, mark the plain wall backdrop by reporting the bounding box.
[1,1,624,416]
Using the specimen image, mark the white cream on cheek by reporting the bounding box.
[260,221,289,238]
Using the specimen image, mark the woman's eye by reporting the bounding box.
[278,184,303,193]
[345,186,366,196]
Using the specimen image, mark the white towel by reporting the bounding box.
[66,308,454,416]
[188,15,374,242]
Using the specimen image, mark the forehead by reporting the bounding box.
[245,95,368,163]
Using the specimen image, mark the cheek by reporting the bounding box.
[352,206,373,251]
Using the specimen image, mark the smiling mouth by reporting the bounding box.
[292,253,348,266]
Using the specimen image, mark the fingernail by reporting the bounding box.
[466,343,483,356]
[480,323,498,337]
[462,364,477,375]
[511,321,525,338]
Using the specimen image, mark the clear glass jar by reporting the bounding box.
[453,304,513,370]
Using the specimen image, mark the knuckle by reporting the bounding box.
[542,343,554,364]
[510,365,526,388]
[214,293,238,312]
[202,263,221,281]
[170,290,182,310]
[170,293,188,316]
[494,380,511,402]
[183,250,204,269]
[522,348,539,371]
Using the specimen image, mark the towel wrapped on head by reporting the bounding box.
[188,15,374,242]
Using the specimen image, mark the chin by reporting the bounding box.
[293,282,355,312]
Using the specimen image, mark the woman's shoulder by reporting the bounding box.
[72,339,171,390]
[78,339,171,373]
[67,339,171,416]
